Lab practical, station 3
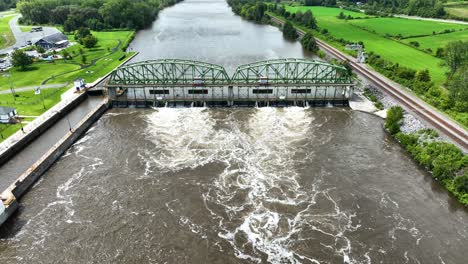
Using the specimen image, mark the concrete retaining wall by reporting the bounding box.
[8,101,108,199]
[0,92,88,166]
[1,100,108,225]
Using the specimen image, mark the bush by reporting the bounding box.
[454,174,468,194]
[83,35,98,48]
[385,106,404,135]
[395,132,419,147]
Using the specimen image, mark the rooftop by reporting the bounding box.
[0,106,16,115]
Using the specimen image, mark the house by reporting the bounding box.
[0,106,18,124]
[34,33,69,50]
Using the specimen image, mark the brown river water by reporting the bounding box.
[0,0,467,263]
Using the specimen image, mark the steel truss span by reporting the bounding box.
[107,58,353,86]
[106,58,354,107]
[108,59,231,86]
[232,58,352,85]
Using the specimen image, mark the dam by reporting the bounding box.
[0,0,467,263]
[107,58,354,107]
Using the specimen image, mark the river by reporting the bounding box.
[0,0,467,263]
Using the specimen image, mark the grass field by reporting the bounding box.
[19,25,33,32]
[0,62,79,90]
[283,6,450,85]
[403,30,468,55]
[0,87,68,142]
[348,17,467,37]
[445,1,468,19]
[0,14,15,49]
[0,30,134,90]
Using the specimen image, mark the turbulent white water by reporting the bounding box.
[1,108,467,264]
[142,107,360,263]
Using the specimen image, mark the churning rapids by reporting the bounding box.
[1,0,467,263]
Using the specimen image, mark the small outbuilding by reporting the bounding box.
[34,33,69,50]
[74,78,86,92]
[0,106,18,124]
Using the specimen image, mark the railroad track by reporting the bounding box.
[269,15,468,149]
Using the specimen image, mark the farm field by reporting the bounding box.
[0,14,15,49]
[403,30,468,55]
[283,6,450,85]
[348,17,467,37]
[445,1,468,19]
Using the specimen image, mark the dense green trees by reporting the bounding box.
[74,27,98,48]
[301,32,318,53]
[228,0,268,22]
[304,0,336,7]
[0,0,17,11]
[11,49,33,71]
[344,0,446,18]
[17,0,181,31]
[270,4,318,30]
[444,41,468,113]
[282,21,298,40]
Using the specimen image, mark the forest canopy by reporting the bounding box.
[17,0,182,31]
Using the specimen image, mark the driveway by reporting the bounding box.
[0,15,61,54]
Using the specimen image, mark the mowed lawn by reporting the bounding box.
[348,17,467,37]
[56,31,135,84]
[0,61,79,90]
[0,14,15,49]
[284,6,451,85]
[403,30,468,55]
[0,30,134,90]
[0,87,69,142]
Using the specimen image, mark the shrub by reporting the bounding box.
[395,132,419,147]
[454,173,468,193]
[385,106,404,135]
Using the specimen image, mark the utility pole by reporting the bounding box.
[6,69,16,102]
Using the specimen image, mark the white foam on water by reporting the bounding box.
[144,107,218,172]
[140,107,362,263]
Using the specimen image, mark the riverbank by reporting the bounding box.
[264,4,468,129]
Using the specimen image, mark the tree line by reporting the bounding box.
[341,0,446,18]
[17,0,182,32]
[0,0,17,11]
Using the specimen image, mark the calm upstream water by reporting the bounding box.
[1,0,467,263]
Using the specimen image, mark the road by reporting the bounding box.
[269,15,468,151]
[392,14,468,25]
[0,15,60,54]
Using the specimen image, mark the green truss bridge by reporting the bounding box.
[106,58,354,107]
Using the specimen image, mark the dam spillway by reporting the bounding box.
[106,58,354,107]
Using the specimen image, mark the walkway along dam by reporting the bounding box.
[106,58,354,107]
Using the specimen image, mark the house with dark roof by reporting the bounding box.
[0,106,17,124]
[34,33,69,50]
